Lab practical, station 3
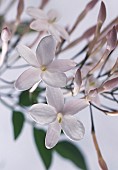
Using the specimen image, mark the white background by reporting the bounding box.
[0,0,118,170]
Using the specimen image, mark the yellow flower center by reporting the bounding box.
[89,82,95,87]
[48,17,57,24]
[41,66,47,71]
[57,113,63,123]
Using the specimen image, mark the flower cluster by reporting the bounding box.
[13,0,118,150]
[0,0,118,169]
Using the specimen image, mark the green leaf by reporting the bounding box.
[19,87,45,106]
[33,128,52,170]
[12,111,25,140]
[55,141,87,170]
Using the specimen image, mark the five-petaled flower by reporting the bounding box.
[27,7,69,42]
[29,86,89,149]
[15,35,76,90]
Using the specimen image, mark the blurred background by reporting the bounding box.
[0,0,118,170]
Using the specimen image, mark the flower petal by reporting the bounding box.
[30,19,48,32]
[41,70,67,87]
[16,45,39,67]
[49,25,61,42]
[47,9,60,22]
[29,103,57,125]
[14,67,41,91]
[27,7,47,19]
[61,115,85,141]
[48,59,76,72]
[36,35,56,66]
[63,98,89,115]
[46,86,64,112]
[54,24,69,41]
[45,120,61,149]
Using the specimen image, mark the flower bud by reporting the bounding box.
[1,27,11,43]
[98,1,106,24]
[107,26,117,51]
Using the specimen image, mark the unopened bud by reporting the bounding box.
[103,77,118,91]
[1,27,11,43]
[107,26,117,51]
[86,0,99,12]
[98,1,106,24]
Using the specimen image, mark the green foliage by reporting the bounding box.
[33,128,52,170]
[12,111,25,140]
[19,87,45,106]
[55,140,87,170]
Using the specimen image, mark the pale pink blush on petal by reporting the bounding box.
[47,9,61,22]
[29,103,57,125]
[16,44,39,67]
[46,86,64,112]
[36,35,56,66]
[45,120,61,149]
[48,59,76,72]
[61,115,85,141]
[14,67,41,91]
[30,19,48,32]
[63,98,89,115]
[54,24,69,41]
[41,70,67,87]
[49,25,61,42]
[27,7,47,20]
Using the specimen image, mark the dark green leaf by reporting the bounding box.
[55,141,87,170]
[19,87,45,106]
[33,128,52,170]
[12,111,25,140]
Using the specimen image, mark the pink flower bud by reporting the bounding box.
[1,27,11,43]
[107,26,117,51]
[98,1,106,24]
[102,77,118,91]
[86,0,99,12]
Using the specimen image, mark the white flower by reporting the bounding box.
[15,35,76,90]
[29,86,89,149]
[27,7,69,42]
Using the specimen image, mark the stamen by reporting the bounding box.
[41,66,47,71]
[57,113,63,123]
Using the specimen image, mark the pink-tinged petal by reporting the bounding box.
[63,98,89,115]
[49,25,61,42]
[47,9,60,22]
[30,19,48,32]
[48,59,76,72]
[36,35,56,66]
[26,7,47,19]
[88,89,100,106]
[54,24,69,41]
[45,120,61,149]
[61,115,85,141]
[101,77,118,92]
[16,45,39,67]
[41,71,67,87]
[29,103,57,125]
[46,86,64,112]
[85,75,100,94]
[107,26,117,51]
[14,67,40,91]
